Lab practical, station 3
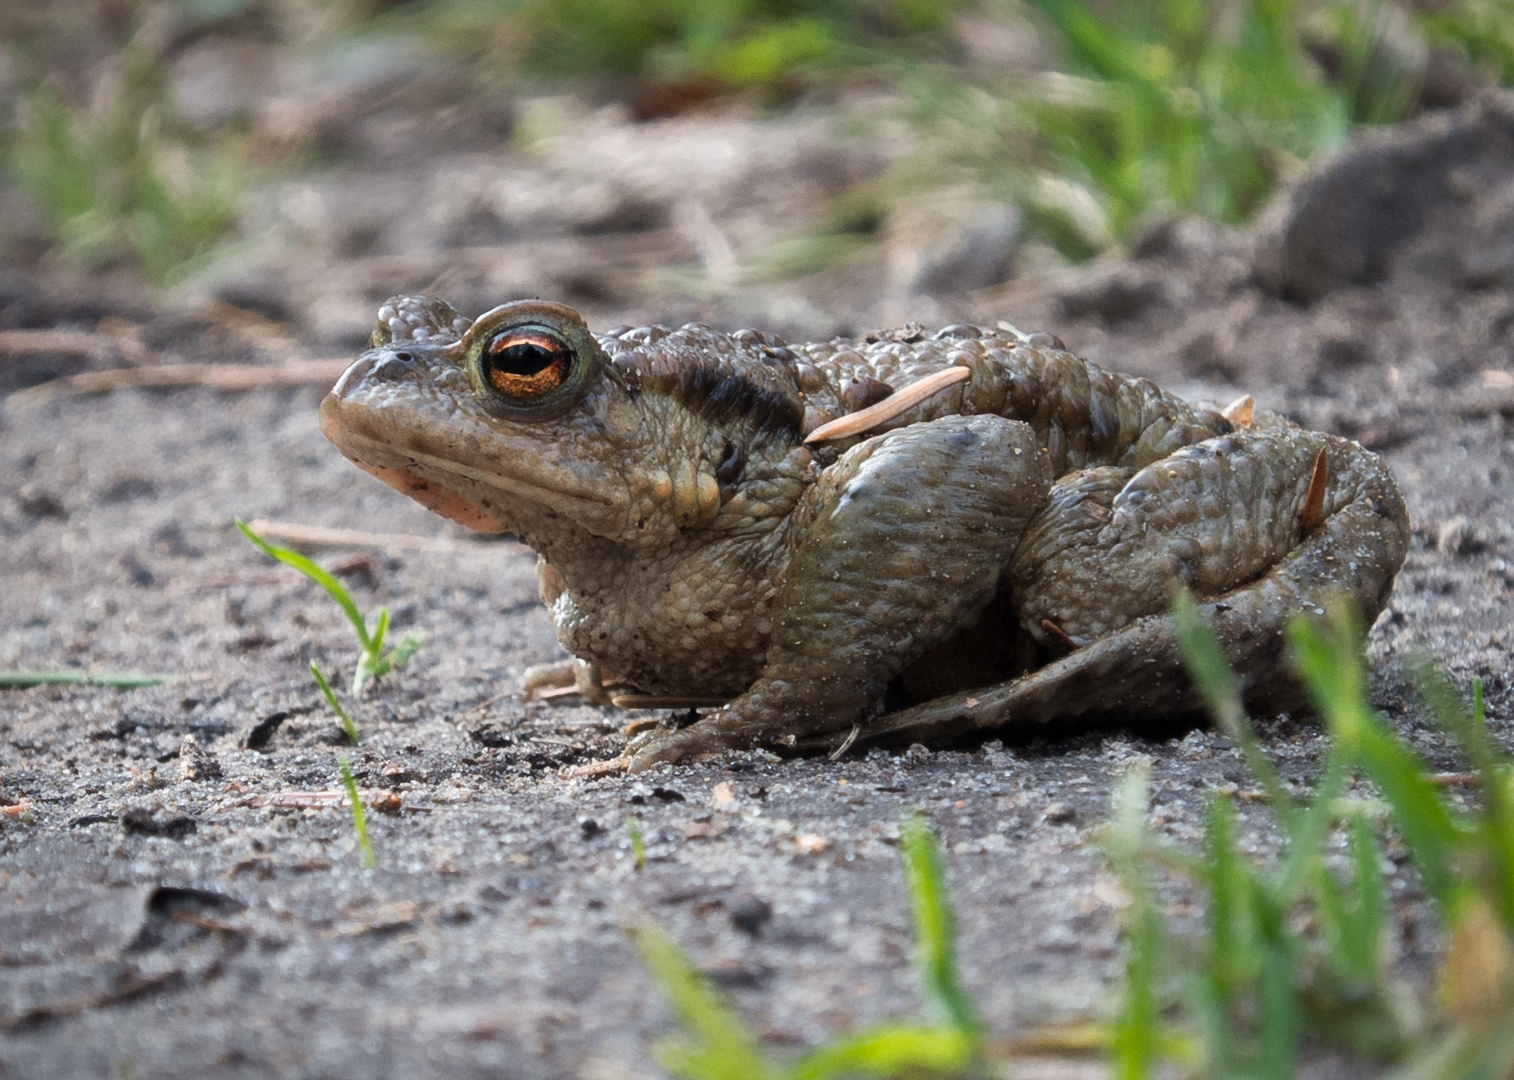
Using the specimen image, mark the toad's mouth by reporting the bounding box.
[319,412,618,536]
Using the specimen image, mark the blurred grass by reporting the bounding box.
[0,669,172,688]
[3,0,1511,280]
[1419,0,1514,85]
[391,0,1513,263]
[382,0,970,94]
[1021,0,1362,247]
[1102,593,1514,1078]
[906,0,1504,260]
[338,755,378,870]
[7,34,244,284]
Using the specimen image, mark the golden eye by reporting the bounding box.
[483,330,572,399]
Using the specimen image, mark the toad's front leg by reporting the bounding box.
[624,415,1053,772]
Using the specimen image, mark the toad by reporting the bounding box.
[320,296,1409,772]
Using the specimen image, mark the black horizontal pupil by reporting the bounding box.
[492,342,561,376]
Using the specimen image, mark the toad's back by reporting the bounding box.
[599,320,1241,476]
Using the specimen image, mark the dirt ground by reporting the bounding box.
[4,53,1514,1079]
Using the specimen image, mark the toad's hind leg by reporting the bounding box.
[850,429,1409,748]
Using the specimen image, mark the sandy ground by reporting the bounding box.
[3,69,1514,1079]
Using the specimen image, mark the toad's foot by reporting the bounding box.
[564,756,633,778]
[521,659,614,705]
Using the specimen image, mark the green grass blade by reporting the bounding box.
[370,606,391,659]
[1194,787,1310,1076]
[1027,0,1149,84]
[1189,974,1237,1077]
[338,756,376,870]
[1276,749,1347,899]
[1249,851,1303,1075]
[352,657,373,699]
[1256,935,1302,1080]
[628,816,647,872]
[1340,810,1387,979]
[1311,851,1352,981]
[1113,881,1162,1076]
[1202,794,1261,995]
[236,520,372,650]
[1413,664,1514,929]
[1475,763,1514,930]
[311,662,359,744]
[1288,614,1467,913]
[14,91,99,223]
[785,1024,975,1080]
[1173,590,1296,830]
[354,608,399,695]
[1410,658,1492,768]
[0,669,171,688]
[1108,766,1161,1080]
[899,814,980,1035]
[631,921,777,1080]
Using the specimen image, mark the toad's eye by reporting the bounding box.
[482,330,573,399]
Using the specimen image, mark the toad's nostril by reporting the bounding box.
[372,352,417,379]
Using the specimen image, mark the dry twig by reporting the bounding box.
[8,358,350,406]
[241,518,484,555]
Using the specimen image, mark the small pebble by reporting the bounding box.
[728,894,773,937]
[1437,516,1485,557]
[1042,801,1076,825]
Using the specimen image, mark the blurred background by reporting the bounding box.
[0,0,1510,347]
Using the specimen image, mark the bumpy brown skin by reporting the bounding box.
[320,296,1410,772]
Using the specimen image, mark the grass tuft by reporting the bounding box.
[1419,0,1514,86]
[383,0,968,95]
[897,0,1512,263]
[237,520,422,698]
[1105,764,1179,1079]
[1114,593,1514,1076]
